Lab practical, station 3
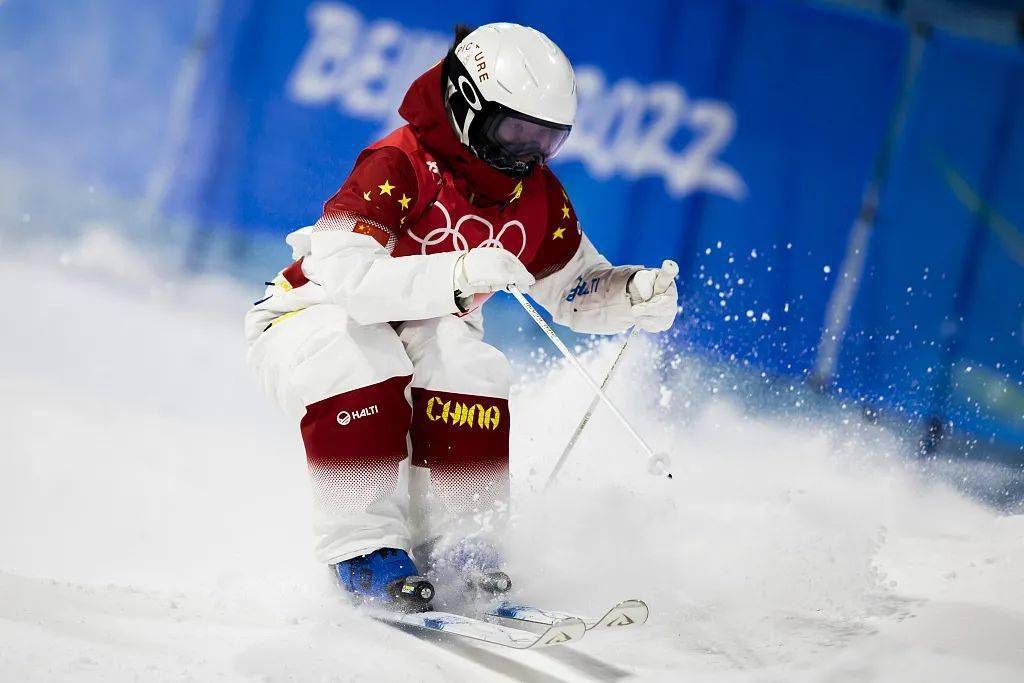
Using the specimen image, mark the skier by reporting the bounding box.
[245,22,679,610]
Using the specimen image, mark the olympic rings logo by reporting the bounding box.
[406,200,527,257]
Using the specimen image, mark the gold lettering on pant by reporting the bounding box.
[425,396,501,430]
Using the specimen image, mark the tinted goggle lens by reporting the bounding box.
[491,115,571,161]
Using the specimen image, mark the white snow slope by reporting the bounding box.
[1,232,1023,682]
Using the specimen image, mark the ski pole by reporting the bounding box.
[544,326,638,490]
[507,286,672,479]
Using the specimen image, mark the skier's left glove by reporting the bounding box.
[627,260,679,333]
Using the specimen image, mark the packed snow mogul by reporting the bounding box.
[245,22,679,611]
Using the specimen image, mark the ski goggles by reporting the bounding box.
[483,111,572,164]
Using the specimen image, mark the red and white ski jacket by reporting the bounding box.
[245,62,643,341]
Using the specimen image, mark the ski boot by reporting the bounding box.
[333,548,434,612]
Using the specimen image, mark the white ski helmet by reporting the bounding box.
[443,23,577,177]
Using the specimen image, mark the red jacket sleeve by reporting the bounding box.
[317,147,419,250]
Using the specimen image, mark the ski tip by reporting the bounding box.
[618,599,649,613]
[593,599,650,629]
[530,617,587,648]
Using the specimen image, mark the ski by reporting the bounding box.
[487,599,649,631]
[373,608,587,649]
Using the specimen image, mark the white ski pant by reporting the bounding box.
[247,303,511,565]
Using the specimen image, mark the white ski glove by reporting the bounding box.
[627,259,679,333]
[454,248,535,308]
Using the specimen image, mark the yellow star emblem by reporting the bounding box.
[561,204,570,220]
[509,181,523,202]
[398,193,412,210]
[362,190,371,201]
[378,179,395,196]
[552,226,566,240]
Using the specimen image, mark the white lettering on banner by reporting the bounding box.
[287,3,746,201]
[288,4,448,136]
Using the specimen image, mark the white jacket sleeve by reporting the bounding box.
[245,219,462,339]
[303,221,462,326]
[529,234,644,335]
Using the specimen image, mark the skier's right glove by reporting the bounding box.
[454,248,535,310]
[626,259,679,333]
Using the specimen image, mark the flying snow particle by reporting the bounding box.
[659,385,673,409]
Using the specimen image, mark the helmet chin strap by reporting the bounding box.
[475,145,537,178]
[489,157,535,178]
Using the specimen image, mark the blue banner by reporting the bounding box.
[836,32,1024,446]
